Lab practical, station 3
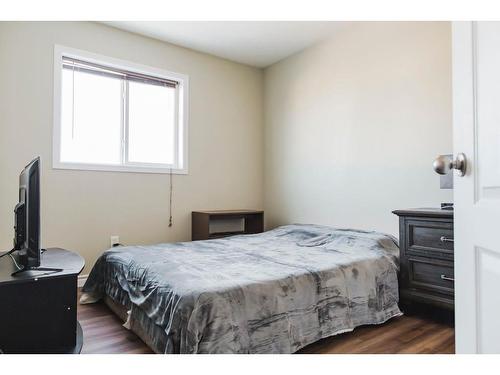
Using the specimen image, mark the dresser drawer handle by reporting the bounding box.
[440,236,454,243]
[440,274,455,282]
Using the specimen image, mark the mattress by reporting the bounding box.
[81,224,402,353]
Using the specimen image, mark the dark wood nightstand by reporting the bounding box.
[392,208,454,310]
[192,210,264,240]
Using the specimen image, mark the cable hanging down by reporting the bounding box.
[0,248,15,259]
[9,253,22,270]
[168,168,173,227]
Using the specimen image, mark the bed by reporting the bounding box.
[81,224,402,354]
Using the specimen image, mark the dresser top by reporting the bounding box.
[0,248,84,285]
[392,207,454,218]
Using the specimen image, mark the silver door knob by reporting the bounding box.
[433,153,467,177]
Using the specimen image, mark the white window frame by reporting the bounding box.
[53,45,189,174]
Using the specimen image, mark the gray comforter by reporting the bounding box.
[82,224,401,353]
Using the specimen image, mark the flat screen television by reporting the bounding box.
[14,157,41,269]
[1,157,60,276]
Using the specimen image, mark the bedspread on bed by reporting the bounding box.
[82,224,402,354]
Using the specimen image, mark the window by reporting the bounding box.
[53,45,189,174]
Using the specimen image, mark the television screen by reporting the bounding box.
[16,157,41,268]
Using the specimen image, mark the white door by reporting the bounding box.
[453,21,500,353]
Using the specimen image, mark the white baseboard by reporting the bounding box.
[78,274,89,288]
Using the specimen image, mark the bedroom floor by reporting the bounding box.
[77,301,455,354]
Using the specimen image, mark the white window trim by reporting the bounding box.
[52,44,189,175]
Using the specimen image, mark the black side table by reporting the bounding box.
[0,248,85,354]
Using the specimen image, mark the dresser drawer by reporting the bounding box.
[407,256,454,295]
[406,219,454,259]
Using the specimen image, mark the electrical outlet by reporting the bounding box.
[110,235,120,247]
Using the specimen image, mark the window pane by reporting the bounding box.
[128,81,176,165]
[61,69,122,164]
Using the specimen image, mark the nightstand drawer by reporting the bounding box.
[408,257,454,295]
[406,220,454,258]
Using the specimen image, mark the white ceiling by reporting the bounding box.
[103,21,346,68]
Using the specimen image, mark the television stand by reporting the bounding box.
[11,266,63,277]
[0,248,85,354]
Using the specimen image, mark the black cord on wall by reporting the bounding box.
[169,168,173,227]
[0,249,15,259]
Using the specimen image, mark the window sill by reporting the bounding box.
[52,161,188,175]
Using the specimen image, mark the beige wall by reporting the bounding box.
[264,22,453,236]
[0,21,454,273]
[0,22,264,272]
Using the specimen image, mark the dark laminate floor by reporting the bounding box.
[77,301,455,354]
[78,300,152,354]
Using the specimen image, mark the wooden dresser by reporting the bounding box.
[392,208,454,310]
